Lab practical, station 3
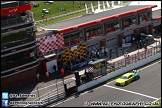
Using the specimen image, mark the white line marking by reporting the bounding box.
[71,77,76,80]
[103,85,158,100]
[50,61,160,107]
[144,98,161,107]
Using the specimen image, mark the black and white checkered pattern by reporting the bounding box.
[88,67,94,72]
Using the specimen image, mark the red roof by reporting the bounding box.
[58,5,157,33]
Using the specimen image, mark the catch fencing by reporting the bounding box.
[106,46,161,73]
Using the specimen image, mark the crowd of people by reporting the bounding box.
[136,37,148,50]
[87,46,109,60]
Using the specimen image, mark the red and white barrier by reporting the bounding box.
[36,74,40,82]
[45,71,50,79]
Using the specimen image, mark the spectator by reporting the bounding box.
[146,37,148,45]
[101,48,104,56]
[96,51,100,59]
[53,65,56,72]
[137,50,140,60]
[104,47,108,57]
[139,40,142,48]
[81,75,85,84]
[124,52,128,58]
[91,50,94,58]
[136,41,139,48]
[144,43,147,51]
[127,55,130,64]
[42,14,44,19]
[142,39,145,47]
[93,50,96,58]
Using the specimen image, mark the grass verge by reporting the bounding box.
[33,1,129,27]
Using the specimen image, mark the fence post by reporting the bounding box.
[145,49,146,59]
[37,87,40,101]
[56,79,59,99]
[154,47,156,55]
[48,92,50,102]
[125,58,126,67]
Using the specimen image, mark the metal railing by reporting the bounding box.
[23,79,66,107]
[78,44,161,85]
[1,12,34,28]
[1,38,36,50]
[1,57,37,72]
[106,45,161,73]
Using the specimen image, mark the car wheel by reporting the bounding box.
[125,81,128,86]
[138,76,140,79]
[136,76,140,80]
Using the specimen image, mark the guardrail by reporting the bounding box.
[107,45,161,73]
[1,12,34,28]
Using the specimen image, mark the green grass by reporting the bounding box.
[36,11,89,27]
[2,30,27,44]
[148,99,161,107]
[31,1,101,21]
[81,58,161,92]
[30,1,129,26]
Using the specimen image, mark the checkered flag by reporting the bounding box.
[88,67,94,73]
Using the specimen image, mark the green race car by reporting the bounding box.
[114,70,140,86]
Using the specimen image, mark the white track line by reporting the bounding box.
[50,61,160,107]
[103,85,158,100]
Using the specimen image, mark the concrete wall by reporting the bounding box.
[77,52,161,92]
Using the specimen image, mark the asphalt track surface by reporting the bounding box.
[49,61,161,107]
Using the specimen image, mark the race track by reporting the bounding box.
[50,61,161,107]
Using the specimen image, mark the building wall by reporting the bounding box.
[1,67,37,91]
[85,20,153,49]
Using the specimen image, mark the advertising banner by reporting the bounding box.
[37,33,64,55]
[122,43,131,47]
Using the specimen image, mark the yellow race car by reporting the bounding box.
[114,70,140,86]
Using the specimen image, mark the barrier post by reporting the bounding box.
[37,87,40,101]
[145,49,146,59]
[154,47,156,55]
[36,74,40,82]
[45,71,50,79]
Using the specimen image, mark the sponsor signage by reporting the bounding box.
[122,43,131,47]
[71,46,77,50]
[1,3,32,16]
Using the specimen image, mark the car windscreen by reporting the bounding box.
[121,76,128,79]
